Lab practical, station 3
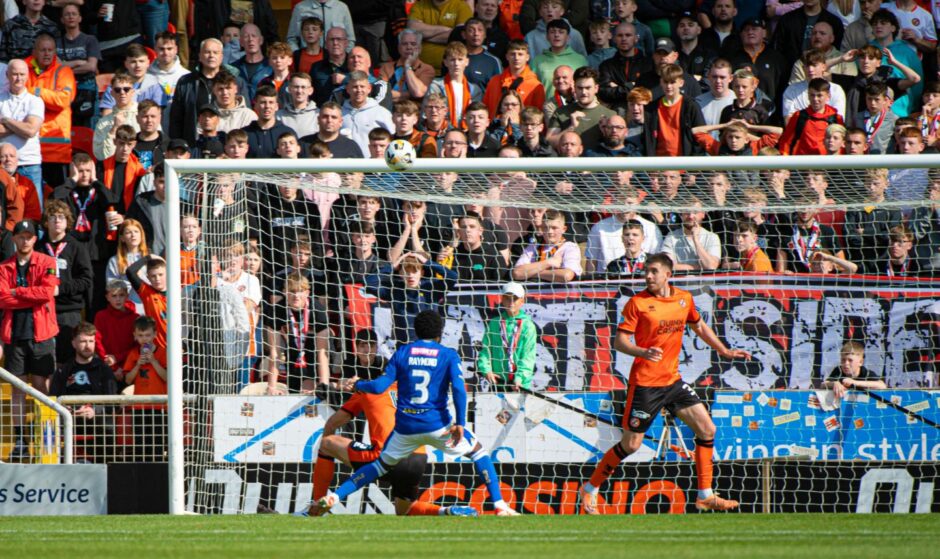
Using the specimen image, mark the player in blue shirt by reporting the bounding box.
[319,311,520,516]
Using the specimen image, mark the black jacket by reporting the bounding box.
[35,233,94,314]
[642,95,706,156]
[598,51,654,107]
[699,26,742,58]
[727,46,790,108]
[52,180,121,263]
[771,9,844,71]
[635,0,694,21]
[515,138,557,157]
[169,70,215,146]
[0,230,12,261]
[126,191,165,258]
[50,357,117,397]
[311,57,348,107]
[243,121,297,158]
[342,0,397,25]
[192,0,279,48]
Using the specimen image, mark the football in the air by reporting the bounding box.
[385,139,416,171]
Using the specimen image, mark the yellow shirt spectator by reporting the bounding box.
[408,0,472,70]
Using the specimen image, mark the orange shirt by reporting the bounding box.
[298,50,323,74]
[124,345,168,401]
[743,247,773,272]
[655,99,682,157]
[341,383,427,454]
[402,128,438,158]
[619,286,701,387]
[341,385,397,450]
[180,247,199,286]
[138,283,167,349]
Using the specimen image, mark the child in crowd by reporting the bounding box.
[692,120,782,155]
[106,219,150,314]
[125,256,168,350]
[587,20,615,69]
[124,316,168,460]
[426,42,482,129]
[611,0,653,56]
[860,224,921,276]
[214,239,263,385]
[392,100,438,158]
[94,280,141,381]
[516,106,556,156]
[525,0,588,58]
[295,17,324,73]
[817,341,886,399]
[730,219,773,272]
[824,123,847,155]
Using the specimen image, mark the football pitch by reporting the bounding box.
[3,514,938,558]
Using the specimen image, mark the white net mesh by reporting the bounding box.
[171,156,940,515]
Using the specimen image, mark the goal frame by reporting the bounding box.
[163,153,940,514]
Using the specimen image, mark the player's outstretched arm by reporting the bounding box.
[690,319,751,360]
[354,359,398,394]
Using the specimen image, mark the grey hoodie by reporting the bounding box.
[277,101,320,138]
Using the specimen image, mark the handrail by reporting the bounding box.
[0,366,72,464]
[57,395,198,405]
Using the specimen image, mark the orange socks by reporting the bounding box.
[407,501,443,516]
[312,454,336,500]
[588,443,629,489]
[694,438,714,490]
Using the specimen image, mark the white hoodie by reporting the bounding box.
[148,56,191,100]
[341,97,393,155]
[215,96,259,133]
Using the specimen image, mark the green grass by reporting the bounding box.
[3,514,938,558]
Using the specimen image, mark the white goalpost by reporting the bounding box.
[164,154,940,515]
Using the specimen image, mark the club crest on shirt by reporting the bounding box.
[913,18,921,26]
[679,299,687,307]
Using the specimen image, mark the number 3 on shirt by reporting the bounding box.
[412,369,431,404]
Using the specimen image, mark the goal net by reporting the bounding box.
[166,155,940,515]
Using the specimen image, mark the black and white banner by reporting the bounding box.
[434,275,940,390]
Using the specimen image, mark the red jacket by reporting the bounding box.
[94,300,140,369]
[0,251,59,343]
[778,105,843,155]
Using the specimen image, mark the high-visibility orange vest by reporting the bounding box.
[25,55,75,164]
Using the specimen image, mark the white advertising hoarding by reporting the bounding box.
[0,464,107,515]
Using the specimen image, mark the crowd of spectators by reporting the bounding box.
[1,0,940,459]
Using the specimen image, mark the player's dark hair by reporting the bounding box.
[646,253,674,272]
[414,310,444,341]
